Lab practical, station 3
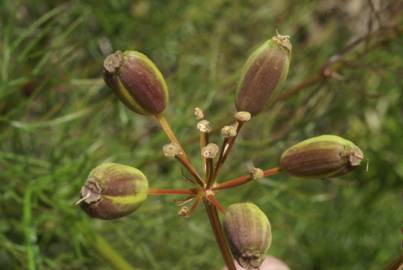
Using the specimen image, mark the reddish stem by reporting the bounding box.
[262,167,281,176]
[175,155,205,187]
[220,121,244,164]
[212,121,245,184]
[213,175,250,191]
[212,137,230,181]
[156,114,205,188]
[204,201,236,270]
[213,167,280,191]
[148,188,196,196]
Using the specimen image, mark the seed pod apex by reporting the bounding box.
[104,50,123,73]
[272,33,292,52]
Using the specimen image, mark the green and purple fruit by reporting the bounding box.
[223,203,271,269]
[103,50,169,115]
[77,163,148,220]
[280,135,364,178]
[235,34,291,115]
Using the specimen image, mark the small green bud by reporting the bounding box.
[280,135,364,178]
[235,34,291,115]
[104,50,169,115]
[77,163,148,220]
[223,203,271,270]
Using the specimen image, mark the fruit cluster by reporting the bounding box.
[77,33,364,270]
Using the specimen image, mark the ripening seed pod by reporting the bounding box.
[223,203,271,270]
[280,135,364,178]
[235,34,291,115]
[77,163,148,220]
[103,50,169,115]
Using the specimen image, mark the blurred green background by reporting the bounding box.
[1,1,402,269]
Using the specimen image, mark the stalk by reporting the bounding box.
[220,121,244,164]
[200,131,208,172]
[203,201,236,270]
[213,167,280,191]
[213,121,245,180]
[175,155,205,187]
[155,114,183,153]
[148,188,195,196]
[212,137,230,181]
[156,114,205,187]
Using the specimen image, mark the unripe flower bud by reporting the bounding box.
[280,135,364,178]
[163,143,182,158]
[194,107,204,120]
[197,119,212,133]
[234,111,252,122]
[249,167,264,180]
[104,50,169,115]
[224,203,271,269]
[235,34,291,115]
[221,125,237,138]
[77,163,148,220]
[202,143,219,159]
[178,206,190,217]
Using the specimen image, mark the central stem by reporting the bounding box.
[203,201,236,270]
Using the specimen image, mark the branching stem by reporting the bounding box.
[175,155,205,187]
[148,188,196,196]
[213,167,280,191]
[221,121,244,164]
[212,137,230,181]
[186,194,202,217]
[155,114,205,187]
[200,131,208,172]
[206,158,214,188]
[213,121,245,181]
